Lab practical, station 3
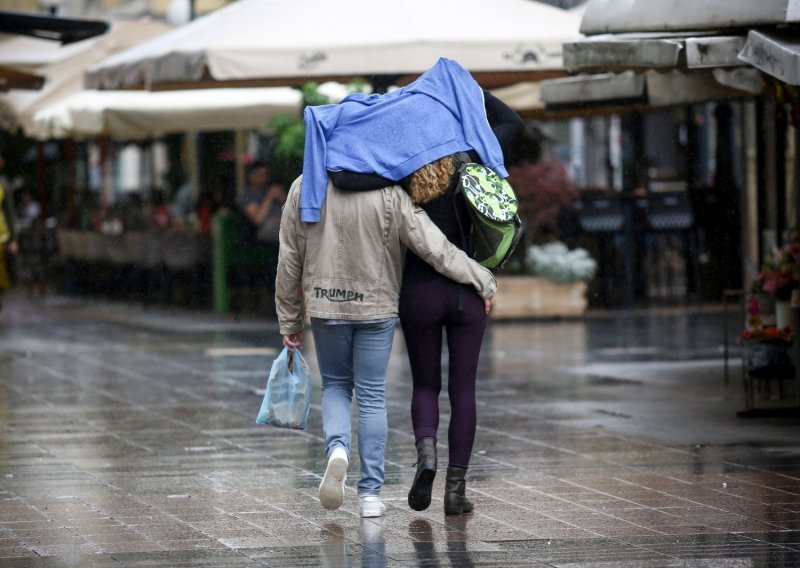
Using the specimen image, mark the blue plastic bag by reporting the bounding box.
[256,347,312,430]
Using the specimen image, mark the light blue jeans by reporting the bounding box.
[311,317,397,496]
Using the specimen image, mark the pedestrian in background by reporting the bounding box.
[275,175,496,518]
[0,154,18,312]
[15,190,41,231]
[239,161,286,305]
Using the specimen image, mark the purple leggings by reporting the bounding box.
[399,278,487,468]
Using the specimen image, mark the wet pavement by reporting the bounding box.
[0,291,799,567]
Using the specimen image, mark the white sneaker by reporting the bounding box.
[359,495,386,518]
[319,447,348,510]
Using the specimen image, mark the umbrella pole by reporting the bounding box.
[187,131,200,206]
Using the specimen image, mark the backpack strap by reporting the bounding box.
[452,189,469,251]
[451,153,474,253]
[451,153,475,312]
[452,152,472,170]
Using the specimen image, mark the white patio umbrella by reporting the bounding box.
[85,0,584,91]
[32,83,351,139]
[0,19,171,134]
[32,88,299,139]
[32,82,351,209]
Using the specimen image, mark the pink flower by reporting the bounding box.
[756,267,798,301]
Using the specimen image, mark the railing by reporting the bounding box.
[54,229,212,307]
[57,230,210,270]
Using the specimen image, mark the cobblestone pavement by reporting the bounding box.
[0,292,799,567]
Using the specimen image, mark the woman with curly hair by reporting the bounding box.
[399,152,490,516]
[394,81,524,515]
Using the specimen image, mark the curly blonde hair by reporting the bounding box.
[407,155,457,205]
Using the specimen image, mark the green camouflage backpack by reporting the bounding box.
[454,161,523,269]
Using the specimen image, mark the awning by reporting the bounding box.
[541,72,646,108]
[32,84,349,140]
[738,29,800,86]
[564,33,748,73]
[85,0,583,90]
[541,69,762,110]
[580,0,800,35]
[0,30,102,68]
[490,82,544,112]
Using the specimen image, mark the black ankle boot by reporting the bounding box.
[444,466,473,515]
[408,437,437,511]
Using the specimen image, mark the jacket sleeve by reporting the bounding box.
[275,178,306,335]
[300,104,340,222]
[395,189,496,299]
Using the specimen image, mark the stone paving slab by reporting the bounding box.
[0,293,799,566]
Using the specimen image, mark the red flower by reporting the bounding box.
[740,325,794,345]
[507,158,578,237]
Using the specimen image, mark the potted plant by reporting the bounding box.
[740,324,795,372]
[749,232,800,328]
[506,156,579,270]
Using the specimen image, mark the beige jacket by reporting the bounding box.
[275,176,496,335]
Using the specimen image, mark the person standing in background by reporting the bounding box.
[15,190,41,231]
[0,154,19,312]
[239,161,286,303]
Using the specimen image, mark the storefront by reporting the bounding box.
[534,0,799,307]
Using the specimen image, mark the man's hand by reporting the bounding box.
[282,331,304,352]
[484,297,494,315]
[7,241,18,255]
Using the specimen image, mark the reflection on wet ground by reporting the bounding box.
[0,293,798,566]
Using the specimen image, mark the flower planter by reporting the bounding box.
[744,342,793,372]
[775,300,792,329]
[57,230,210,267]
[491,276,587,319]
[751,292,776,327]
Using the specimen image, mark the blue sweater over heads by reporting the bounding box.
[300,57,508,222]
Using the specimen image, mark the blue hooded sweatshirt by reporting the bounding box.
[300,57,507,222]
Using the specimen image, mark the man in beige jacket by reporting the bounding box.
[275,176,495,518]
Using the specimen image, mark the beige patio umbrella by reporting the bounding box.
[32,83,351,140]
[85,0,584,91]
[0,26,109,94]
[0,19,171,134]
